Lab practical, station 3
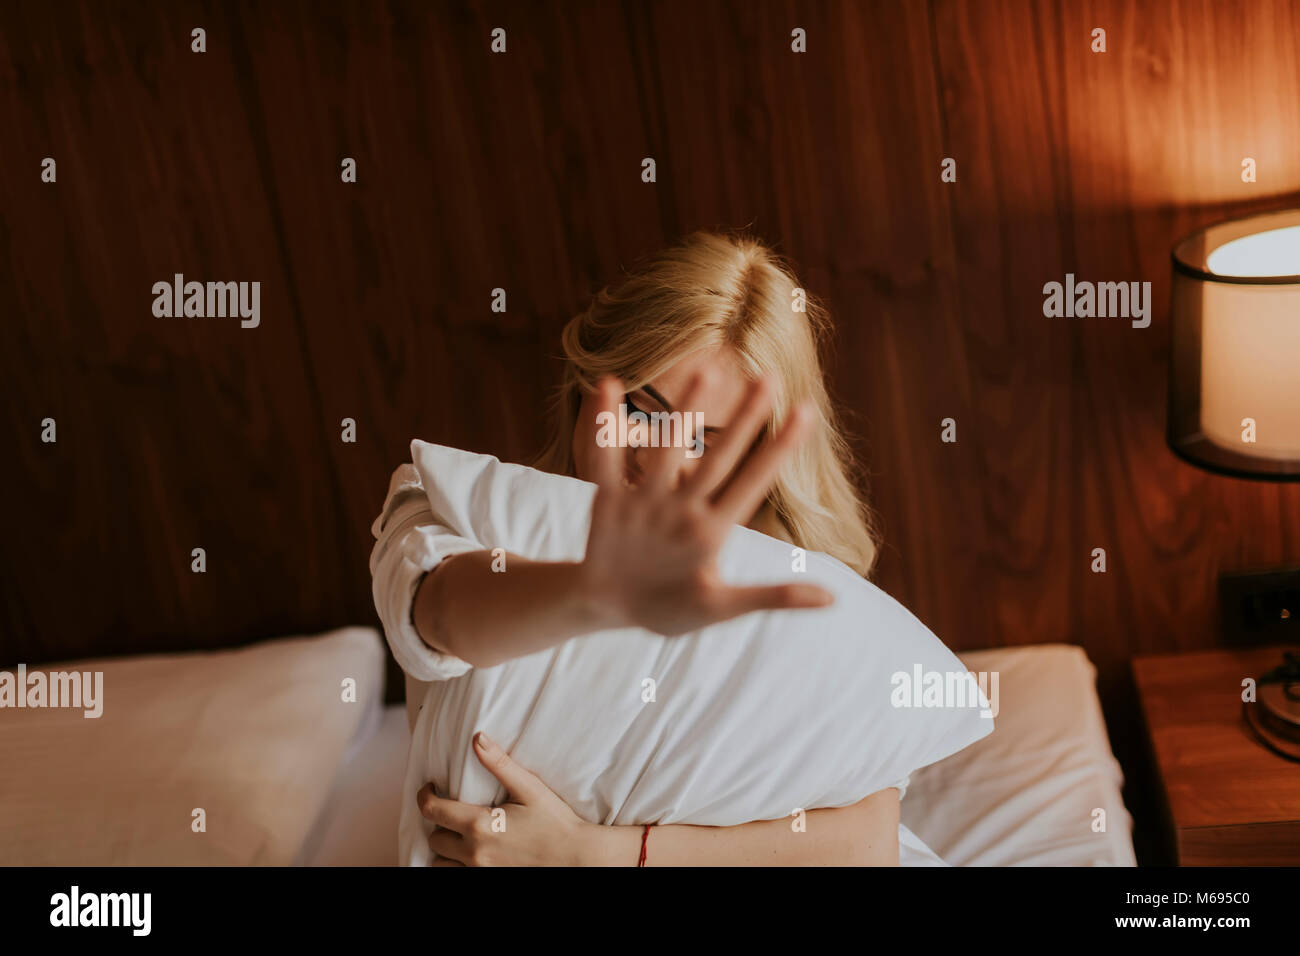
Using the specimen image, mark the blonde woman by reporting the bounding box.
[371,230,910,865]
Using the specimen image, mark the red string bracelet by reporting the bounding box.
[637,824,651,867]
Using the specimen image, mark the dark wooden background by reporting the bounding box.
[3,0,1299,863]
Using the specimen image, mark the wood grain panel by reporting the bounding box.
[2,0,1299,864]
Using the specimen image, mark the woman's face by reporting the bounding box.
[572,345,754,492]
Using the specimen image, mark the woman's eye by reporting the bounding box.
[624,393,707,452]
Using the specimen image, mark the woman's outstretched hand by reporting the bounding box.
[579,372,834,637]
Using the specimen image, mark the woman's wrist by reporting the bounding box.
[575,821,643,866]
[570,559,630,633]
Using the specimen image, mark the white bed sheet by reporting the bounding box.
[301,642,1135,867]
[298,704,410,867]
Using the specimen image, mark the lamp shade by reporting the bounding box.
[1168,208,1300,479]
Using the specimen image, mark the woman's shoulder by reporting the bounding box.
[385,461,425,496]
[370,461,428,540]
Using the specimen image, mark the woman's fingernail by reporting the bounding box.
[474,731,492,750]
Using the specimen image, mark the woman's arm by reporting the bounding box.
[413,553,614,669]
[412,374,831,669]
[420,731,900,866]
[578,789,901,867]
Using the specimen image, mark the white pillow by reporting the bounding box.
[400,441,993,864]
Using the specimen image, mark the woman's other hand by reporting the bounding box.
[579,373,834,637]
[418,731,599,867]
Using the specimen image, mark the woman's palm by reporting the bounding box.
[580,374,832,636]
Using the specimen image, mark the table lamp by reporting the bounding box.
[1168,207,1300,479]
[1167,207,1300,754]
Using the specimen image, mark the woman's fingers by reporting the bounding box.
[428,827,470,864]
[711,401,815,525]
[710,581,835,620]
[472,731,550,806]
[679,376,774,500]
[589,376,626,493]
[416,783,481,835]
[641,370,708,495]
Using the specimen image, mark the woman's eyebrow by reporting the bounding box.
[643,383,724,434]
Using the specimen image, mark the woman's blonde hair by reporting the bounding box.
[534,230,878,578]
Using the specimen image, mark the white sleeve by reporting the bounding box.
[368,462,485,682]
[892,775,910,802]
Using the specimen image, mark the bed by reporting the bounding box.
[298,639,1136,867]
[0,628,1135,867]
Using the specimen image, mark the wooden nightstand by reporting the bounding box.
[1133,645,1300,865]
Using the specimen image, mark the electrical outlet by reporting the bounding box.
[1218,567,1300,646]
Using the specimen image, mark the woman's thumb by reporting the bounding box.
[716,582,834,620]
